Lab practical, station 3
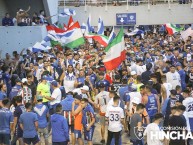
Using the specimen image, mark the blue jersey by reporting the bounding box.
[60,95,74,111]
[77,77,85,88]
[14,104,26,128]
[3,73,11,95]
[90,74,97,86]
[0,91,6,100]
[122,90,131,102]
[82,104,95,127]
[9,85,22,100]
[145,94,158,117]
[96,80,110,91]
[33,104,49,128]
[178,69,186,90]
[59,86,66,99]
[19,112,38,138]
[51,113,69,142]
[0,108,13,134]
[119,85,129,101]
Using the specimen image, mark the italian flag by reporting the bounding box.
[103,28,126,70]
[165,23,183,35]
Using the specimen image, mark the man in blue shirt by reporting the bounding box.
[11,96,26,145]
[119,79,129,101]
[176,62,186,91]
[0,99,13,145]
[19,103,39,145]
[60,92,75,145]
[2,13,14,26]
[96,72,110,93]
[9,78,22,100]
[33,95,49,145]
[0,84,7,107]
[51,104,69,145]
[81,98,95,145]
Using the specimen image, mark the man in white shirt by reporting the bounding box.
[166,65,181,89]
[144,113,164,145]
[105,96,124,145]
[46,80,61,114]
[182,89,193,133]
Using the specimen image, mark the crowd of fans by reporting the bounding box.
[2,7,49,26]
[1,27,193,145]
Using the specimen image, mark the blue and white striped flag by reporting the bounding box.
[97,17,104,35]
[32,42,51,52]
[108,27,116,44]
[87,14,94,33]
[59,8,76,17]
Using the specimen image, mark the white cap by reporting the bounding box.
[132,97,141,104]
[22,78,27,83]
[131,71,137,75]
[19,9,24,12]
[81,85,89,91]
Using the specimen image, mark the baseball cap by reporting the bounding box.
[22,78,27,83]
[175,62,182,67]
[15,78,22,83]
[36,95,43,101]
[41,75,47,80]
[131,71,137,76]
[74,95,82,100]
[81,85,89,91]
[51,80,58,87]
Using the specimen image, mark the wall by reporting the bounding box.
[0,0,8,26]
[58,4,193,26]
[43,0,59,24]
[0,26,47,58]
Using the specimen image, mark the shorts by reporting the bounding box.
[74,130,82,139]
[52,141,68,145]
[0,134,10,145]
[189,118,193,132]
[99,115,106,126]
[38,127,49,139]
[23,135,40,145]
[69,125,74,133]
[84,126,95,141]
[15,127,23,138]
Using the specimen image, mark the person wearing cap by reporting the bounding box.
[162,90,178,127]
[45,80,61,114]
[182,89,193,133]
[9,78,22,100]
[96,72,110,94]
[128,71,137,85]
[51,104,69,145]
[60,92,75,145]
[94,83,110,144]
[176,62,186,91]
[33,95,49,145]
[143,85,160,123]
[166,65,181,90]
[73,85,89,99]
[17,78,32,104]
[72,95,84,145]
[36,75,51,107]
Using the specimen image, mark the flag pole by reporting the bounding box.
[85,0,87,12]
[126,0,129,11]
[105,0,108,11]
[168,0,171,10]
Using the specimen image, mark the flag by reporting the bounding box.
[32,42,51,52]
[108,27,116,44]
[165,23,183,35]
[46,25,65,33]
[97,17,104,35]
[59,8,76,17]
[180,27,193,41]
[87,14,94,33]
[85,33,108,47]
[103,28,126,70]
[68,16,74,28]
[81,23,87,34]
[126,28,144,37]
[68,21,81,31]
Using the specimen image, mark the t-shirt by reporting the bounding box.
[33,104,49,128]
[168,115,186,145]
[37,83,50,102]
[144,123,164,145]
[50,88,62,106]
[19,112,38,138]
[82,104,95,127]
[0,91,6,100]
[130,113,142,140]
[0,108,13,134]
[105,106,124,132]
[14,104,26,126]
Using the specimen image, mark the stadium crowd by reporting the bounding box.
[1,28,193,145]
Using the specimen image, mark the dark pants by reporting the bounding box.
[106,130,121,145]
[53,141,68,145]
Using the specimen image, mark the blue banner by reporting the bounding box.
[116,13,136,25]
